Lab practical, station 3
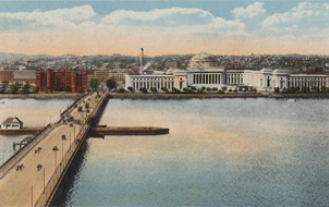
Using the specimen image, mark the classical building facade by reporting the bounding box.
[244,69,328,91]
[93,71,125,84]
[35,68,87,92]
[125,69,187,91]
[125,52,329,92]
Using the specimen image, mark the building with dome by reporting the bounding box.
[125,50,328,92]
[189,53,218,69]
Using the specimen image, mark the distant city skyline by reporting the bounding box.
[0,0,329,56]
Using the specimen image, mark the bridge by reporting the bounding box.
[0,91,169,207]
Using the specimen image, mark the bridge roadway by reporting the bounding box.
[0,91,109,207]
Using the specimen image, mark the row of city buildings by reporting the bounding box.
[0,49,328,93]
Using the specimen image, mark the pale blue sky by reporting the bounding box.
[0,0,310,19]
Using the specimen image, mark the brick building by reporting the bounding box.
[35,68,87,92]
[0,70,13,82]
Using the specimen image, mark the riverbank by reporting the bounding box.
[1,92,329,99]
[0,93,84,99]
[109,92,329,99]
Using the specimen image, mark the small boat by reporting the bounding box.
[288,99,296,102]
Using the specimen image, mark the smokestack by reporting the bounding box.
[140,48,144,74]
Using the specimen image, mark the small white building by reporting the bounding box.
[0,117,23,129]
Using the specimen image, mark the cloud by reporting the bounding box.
[0,5,96,31]
[262,2,329,37]
[101,8,245,34]
[0,3,328,56]
[231,2,266,19]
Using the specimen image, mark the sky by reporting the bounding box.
[0,0,329,56]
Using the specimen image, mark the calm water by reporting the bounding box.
[1,98,329,206]
[0,98,75,165]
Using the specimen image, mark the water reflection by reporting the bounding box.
[49,140,89,207]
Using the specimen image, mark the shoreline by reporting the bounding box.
[0,93,84,99]
[109,93,329,99]
[1,92,329,99]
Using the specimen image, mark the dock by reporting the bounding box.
[0,126,169,136]
[0,127,44,135]
[91,126,169,136]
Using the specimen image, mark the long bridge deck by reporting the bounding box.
[0,91,109,207]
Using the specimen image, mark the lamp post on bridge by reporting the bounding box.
[69,133,72,154]
[62,140,64,161]
[43,167,45,193]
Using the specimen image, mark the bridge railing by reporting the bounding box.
[35,92,108,207]
[60,93,88,119]
[0,123,62,179]
[35,124,91,207]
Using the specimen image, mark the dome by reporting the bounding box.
[190,53,215,62]
[273,69,290,74]
[260,68,273,73]
[189,53,217,69]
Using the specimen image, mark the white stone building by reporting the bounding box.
[125,51,329,92]
[125,69,187,91]
[244,68,329,92]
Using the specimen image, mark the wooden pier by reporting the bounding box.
[0,126,169,136]
[91,126,169,136]
[0,127,44,135]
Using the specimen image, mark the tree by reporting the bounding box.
[274,87,280,93]
[106,78,117,90]
[0,85,6,94]
[139,88,148,94]
[172,87,181,94]
[151,88,158,93]
[20,83,30,94]
[8,83,18,94]
[127,86,134,93]
[90,78,99,89]
[161,87,169,93]
[116,88,125,93]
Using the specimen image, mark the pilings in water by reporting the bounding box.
[13,135,34,150]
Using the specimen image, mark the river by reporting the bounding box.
[1,98,329,206]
